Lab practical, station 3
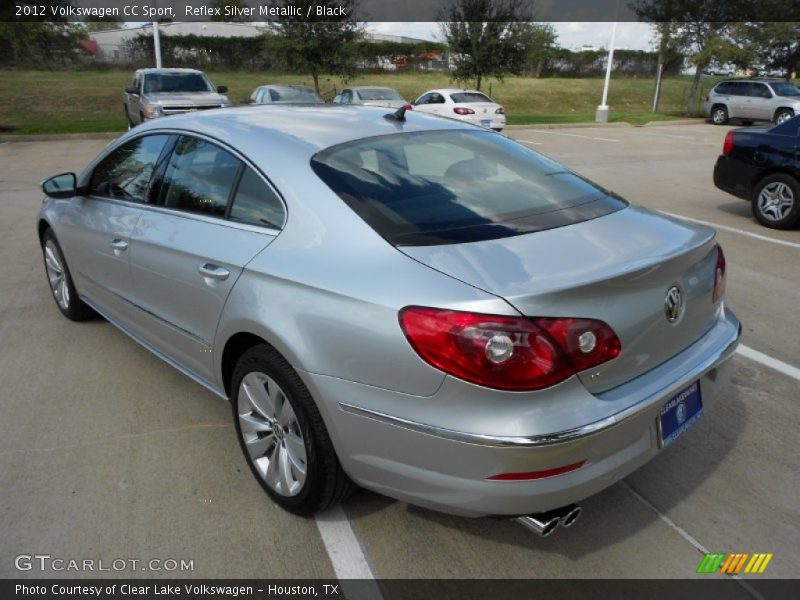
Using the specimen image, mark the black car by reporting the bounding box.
[713,116,800,229]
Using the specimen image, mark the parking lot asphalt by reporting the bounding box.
[0,124,798,589]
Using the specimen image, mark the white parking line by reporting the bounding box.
[315,505,380,583]
[736,344,800,381]
[518,139,543,145]
[526,130,621,143]
[660,211,800,250]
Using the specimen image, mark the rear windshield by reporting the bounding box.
[144,72,213,93]
[270,86,323,103]
[311,130,626,246]
[357,88,403,101]
[770,82,800,97]
[450,92,492,103]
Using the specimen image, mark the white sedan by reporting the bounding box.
[411,89,506,131]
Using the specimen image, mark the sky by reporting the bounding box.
[368,22,657,51]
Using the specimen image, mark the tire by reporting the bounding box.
[711,105,729,125]
[231,344,355,515]
[752,173,800,229]
[774,108,794,125]
[741,120,754,126]
[41,229,95,321]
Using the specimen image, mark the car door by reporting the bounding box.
[126,134,283,385]
[722,82,748,118]
[57,134,172,321]
[747,82,775,121]
[412,93,437,115]
[126,73,144,124]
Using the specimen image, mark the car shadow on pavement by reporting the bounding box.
[715,199,754,221]
[343,365,750,565]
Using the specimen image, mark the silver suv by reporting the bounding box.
[704,79,800,125]
[123,68,231,128]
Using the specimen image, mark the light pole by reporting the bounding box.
[595,20,617,122]
[153,21,162,68]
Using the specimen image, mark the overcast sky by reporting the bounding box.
[368,22,657,51]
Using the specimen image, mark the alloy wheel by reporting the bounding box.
[757,181,795,221]
[237,371,307,497]
[712,109,727,124]
[775,111,794,124]
[44,240,70,310]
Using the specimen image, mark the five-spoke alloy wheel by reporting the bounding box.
[752,174,800,229]
[40,229,95,321]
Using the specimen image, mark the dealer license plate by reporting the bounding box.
[659,381,703,447]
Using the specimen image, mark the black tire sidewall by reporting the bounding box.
[752,174,800,229]
[231,346,325,515]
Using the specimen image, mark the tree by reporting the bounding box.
[82,20,123,32]
[438,0,536,90]
[269,0,363,93]
[518,23,558,78]
[631,0,741,115]
[209,0,249,22]
[0,1,83,67]
[739,22,800,78]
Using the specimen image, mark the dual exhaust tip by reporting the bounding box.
[514,504,582,537]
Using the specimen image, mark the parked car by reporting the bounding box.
[247,85,324,105]
[411,89,506,131]
[713,116,800,229]
[331,86,407,109]
[702,63,736,77]
[38,106,740,533]
[703,79,800,126]
[123,68,231,128]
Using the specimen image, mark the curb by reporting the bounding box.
[0,132,122,143]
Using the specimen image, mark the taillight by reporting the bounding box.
[722,131,734,155]
[398,307,621,391]
[712,245,727,304]
[453,107,475,115]
[495,107,505,114]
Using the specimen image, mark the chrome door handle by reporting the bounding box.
[198,263,230,281]
[110,239,128,255]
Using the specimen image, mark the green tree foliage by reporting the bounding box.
[438,0,537,90]
[737,22,800,77]
[268,0,363,93]
[0,1,84,67]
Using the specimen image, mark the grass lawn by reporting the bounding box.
[0,69,720,135]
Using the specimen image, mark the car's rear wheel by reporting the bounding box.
[774,109,794,125]
[41,229,95,321]
[231,344,354,515]
[711,105,729,125]
[752,174,800,229]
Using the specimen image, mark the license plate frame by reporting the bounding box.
[480,119,492,128]
[658,380,703,447]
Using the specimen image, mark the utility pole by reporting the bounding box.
[153,21,162,68]
[595,20,618,122]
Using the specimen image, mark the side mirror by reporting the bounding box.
[41,172,78,199]
[125,85,138,94]
[217,85,228,94]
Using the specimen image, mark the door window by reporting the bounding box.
[229,167,286,229]
[153,136,242,217]
[88,135,170,203]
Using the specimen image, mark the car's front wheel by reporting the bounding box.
[752,174,800,229]
[711,105,729,125]
[232,344,354,515]
[41,229,95,321]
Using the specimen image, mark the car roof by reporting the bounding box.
[133,104,484,156]
[425,89,488,94]
[137,68,205,75]
[349,86,399,90]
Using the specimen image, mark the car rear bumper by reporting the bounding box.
[303,307,741,517]
[713,155,753,200]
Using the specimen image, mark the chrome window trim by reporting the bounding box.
[84,128,288,232]
[338,320,741,448]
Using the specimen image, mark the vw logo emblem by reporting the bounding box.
[664,285,683,323]
[676,401,687,425]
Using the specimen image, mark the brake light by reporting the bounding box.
[453,107,475,115]
[495,107,505,114]
[722,131,734,155]
[712,245,727,304]
[399,307,621,391]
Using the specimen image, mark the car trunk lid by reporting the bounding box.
[400,206,720,393]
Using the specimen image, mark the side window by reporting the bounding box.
[715,82,732,95]
[730,82,748,96]
[89,135,170,203]
[229,167,286,229]
[431,93,445,104]
[749,83,771,98]
[154,136,242,217]
[416,93,432,105]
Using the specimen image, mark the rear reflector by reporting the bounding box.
[488,460,587,481]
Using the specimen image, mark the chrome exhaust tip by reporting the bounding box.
[559,504,582,528]
[514,514,561,538]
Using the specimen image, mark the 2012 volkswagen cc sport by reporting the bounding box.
[37,105,741,534]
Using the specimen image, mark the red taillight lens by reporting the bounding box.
[722,131,734,155]
[403,103,413,111]
[453,107,475,115]
[495,107,505,114]
[398,307,621,391]
[712,244,726,304]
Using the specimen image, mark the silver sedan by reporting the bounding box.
[37,105,740,535]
